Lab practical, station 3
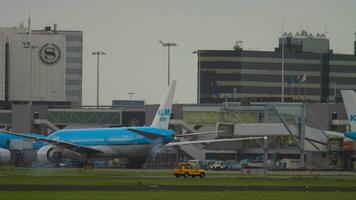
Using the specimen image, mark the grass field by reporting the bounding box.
[1,168,356,200]
[1,191,356,200]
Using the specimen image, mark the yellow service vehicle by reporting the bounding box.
[173,163,206,178]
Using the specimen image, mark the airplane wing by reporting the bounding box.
[165,136,264,147]
[130,128,225,139]
[0,131,103,155]
[175,130,225,137]
[127,128,165,140]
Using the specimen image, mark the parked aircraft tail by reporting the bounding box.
[341,90,356,131]
[150,81,176,130]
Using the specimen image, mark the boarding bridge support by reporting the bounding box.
[170,119,196,133]
[263,136,268,168]
[270,103,306,169]
[34,119,59,132]
[169,119,206,161]
[178,140,206,161]
[299,104,306,169]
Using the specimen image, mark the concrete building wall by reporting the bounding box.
[306,103,347,131]
[302,38,329,54]
[11,104,48,133]
[8,33,66,101]
[0,27,28,101]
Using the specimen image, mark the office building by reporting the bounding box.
[0,23,82,107]
[197,31,356,103]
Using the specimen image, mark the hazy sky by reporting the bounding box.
[1,0,356,105]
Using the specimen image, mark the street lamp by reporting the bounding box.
[281,32,285,102]
[23,41,38,105]
[159,40,177,86]
[92,51,106,108]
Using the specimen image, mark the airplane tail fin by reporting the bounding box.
[341,90,356,131]
[150,81,176,130]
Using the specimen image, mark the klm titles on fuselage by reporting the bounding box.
[158,108,171,122]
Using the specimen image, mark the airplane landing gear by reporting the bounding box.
[83,160,94,169]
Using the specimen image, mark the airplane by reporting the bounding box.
[1,80,263,167]
[340,90,356,140]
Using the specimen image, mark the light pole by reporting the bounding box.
[23,41,38,105]
[92,51,106,108]
[159,40,177,86]
[333,82,337,102]
[193,50,201,104]
[281,32,285,102]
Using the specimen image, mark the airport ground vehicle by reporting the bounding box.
[210,160,226,170]
[173,163,206,178]
[188,160,210,170]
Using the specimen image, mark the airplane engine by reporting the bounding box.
[0,148,11,164]
[37,145,63,164]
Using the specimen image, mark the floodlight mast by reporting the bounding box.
[92,51,106,108]
[159,40,177,86]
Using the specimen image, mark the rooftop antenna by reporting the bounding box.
[301,20,303,31]
[324,20,327,36]
[306,20,309,32]
[27,8,31,33]
[281,19,285,103]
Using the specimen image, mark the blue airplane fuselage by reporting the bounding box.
[345,131,356,140]
[36,127,175,165]
[47,127,175,146]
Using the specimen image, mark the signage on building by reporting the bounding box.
[39,43,62,65]
[112,100,145,106]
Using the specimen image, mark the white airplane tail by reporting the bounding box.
[150,80,176,130]
[341,90,356,131]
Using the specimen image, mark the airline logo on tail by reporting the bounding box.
[341,90,356,132]
[151,80,176,130]
[158,108,171,122]
[350,115,356,122]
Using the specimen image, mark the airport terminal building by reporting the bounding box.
[0,24,83,108]
[197,31,356,103]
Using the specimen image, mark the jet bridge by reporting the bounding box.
[0,105,124,134]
